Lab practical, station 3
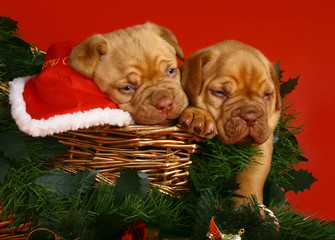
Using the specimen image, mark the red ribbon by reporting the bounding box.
[122,219,146,240]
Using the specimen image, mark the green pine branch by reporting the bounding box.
[272,201,335,240]
[269,99,305,188]
[189,138,261,194]
[0,16,44,82]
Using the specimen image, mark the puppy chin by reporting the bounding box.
[217,131,248,145]
[237,136,261,146]
[131,112,177,125]
[248,127,271,145]
[217,127,270,146]
[157,119,177,126]
[134,118,176,126]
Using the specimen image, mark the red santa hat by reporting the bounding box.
[9,41,134,137]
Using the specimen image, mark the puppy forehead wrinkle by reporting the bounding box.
[108,34,176,69]
[106,27,173,59]
[221,52,268,90]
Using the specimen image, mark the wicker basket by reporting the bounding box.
[50,124,200,196]
[0,209,32,240]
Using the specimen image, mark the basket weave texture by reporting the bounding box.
[50,124,200,196]
[0,209,31,240]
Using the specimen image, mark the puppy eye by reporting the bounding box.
[167,68,176,77]
[211,90,229,100]
[264,92,272,100]
[121,85,135,93]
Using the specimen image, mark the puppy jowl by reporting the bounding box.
[70,22,188,125]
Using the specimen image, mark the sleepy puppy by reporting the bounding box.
[70,23,188,125]
[179,40,281,208]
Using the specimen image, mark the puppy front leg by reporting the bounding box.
[231,134,274,208]
[179,106,217,139]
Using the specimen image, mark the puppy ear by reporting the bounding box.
[269,63,282,110]
[154,25,185,61]
[181,50,213,104]
[69,34,108,78]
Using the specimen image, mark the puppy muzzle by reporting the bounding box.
[126,85,188,125]
[218,105,271,145]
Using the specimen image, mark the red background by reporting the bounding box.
[2,0,335,219]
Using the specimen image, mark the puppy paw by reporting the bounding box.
[179,106,217,138]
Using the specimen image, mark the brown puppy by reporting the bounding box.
[179,40,281,208]
[70,23,188,125]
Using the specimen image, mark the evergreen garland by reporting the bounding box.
[189,139,261,194]
[0,17,44,82]
[0,16,334,239]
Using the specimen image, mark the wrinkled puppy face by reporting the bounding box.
[182,40,281,145]
[69,23,188,125]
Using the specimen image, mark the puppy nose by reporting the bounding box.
[156,98,173,114]
[242,112,257,126]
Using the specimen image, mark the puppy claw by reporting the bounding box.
[204,126,214,137]
[204,128,218,139]
[180,119,191,130]
[193,123,203,135]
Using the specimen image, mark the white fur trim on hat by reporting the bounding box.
[9,76,134,137]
